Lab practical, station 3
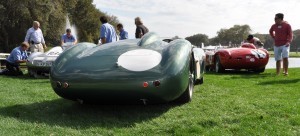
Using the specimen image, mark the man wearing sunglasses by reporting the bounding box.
[269,13,293,76]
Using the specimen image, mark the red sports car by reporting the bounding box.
[205,43,269,73]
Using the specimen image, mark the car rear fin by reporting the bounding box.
[138,32,159,46]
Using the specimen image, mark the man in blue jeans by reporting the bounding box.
[0,42,29,76]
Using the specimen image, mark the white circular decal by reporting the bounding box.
[251,49,267,59]
[117,49,162,71]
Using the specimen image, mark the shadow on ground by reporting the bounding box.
[0,99,177,128]
[206,70,300,85]
[0,73,49,80]
[206,70,274,79]
[257,79,300,85]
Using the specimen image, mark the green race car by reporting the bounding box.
[50,32,205,104]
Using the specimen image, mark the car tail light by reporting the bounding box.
[143,82,149,88]
[153,80,160,87]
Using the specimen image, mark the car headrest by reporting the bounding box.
[138,32,159,46]
[241,43,256,49]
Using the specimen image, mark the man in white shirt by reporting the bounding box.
[24,21,47,53]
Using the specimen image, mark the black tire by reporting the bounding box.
[195,77,204,85]
[215,55,224,73]
[28,68,34,77]
[254,67,265,73]
[175,67,194,103]
[28,69,40,78]
[205,66,210,72]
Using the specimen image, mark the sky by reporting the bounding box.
[93,0,300,39]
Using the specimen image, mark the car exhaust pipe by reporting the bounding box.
[140,99,148,105]
[77,99,83,104]
[56,81,62,88]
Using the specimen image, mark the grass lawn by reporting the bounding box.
[0,68,300,135]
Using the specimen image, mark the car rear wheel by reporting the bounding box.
[176,70,194,103]
[175,59,195,103]
[215,55,224,73]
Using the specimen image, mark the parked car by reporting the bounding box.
[27,42,73,77]
[205,43,269,73]
[50,32,206,104]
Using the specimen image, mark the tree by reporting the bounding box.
[0,0,32,52]
[215,24,251,46]
[0,0,119,52]
[185,34,209,47]
[0,0,65,51]
[70,0,119,44]
[291,29,300,52]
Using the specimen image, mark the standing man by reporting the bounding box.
[24,21,47,53]
[0,42,29,76]
[135,17,149,38]
[269,13,293,76]
[117,23,128,40]
[61,28,77,46]
[99,16,117,44]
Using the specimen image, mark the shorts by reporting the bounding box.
[274,45,290,61]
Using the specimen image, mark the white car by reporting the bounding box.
[27,42,73,77]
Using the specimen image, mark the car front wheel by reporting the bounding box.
[215,55,224,73]
[254,67,265,73]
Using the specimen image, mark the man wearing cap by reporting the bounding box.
[24,21,47,53]
[269,13,293,76]
[61,28,77,46]
[246,34,263,48]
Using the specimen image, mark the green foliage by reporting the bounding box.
[0,68,300,135]
[185,34,209,47]
[68,0,119,44]
[291,29,300,51]
[0,0,32,51]
[71,0,102,43]
[213,24,251,46]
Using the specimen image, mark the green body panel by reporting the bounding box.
[50,33,204,103]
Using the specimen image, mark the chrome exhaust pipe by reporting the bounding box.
[140,99,148,105]
[77,99,83,104]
